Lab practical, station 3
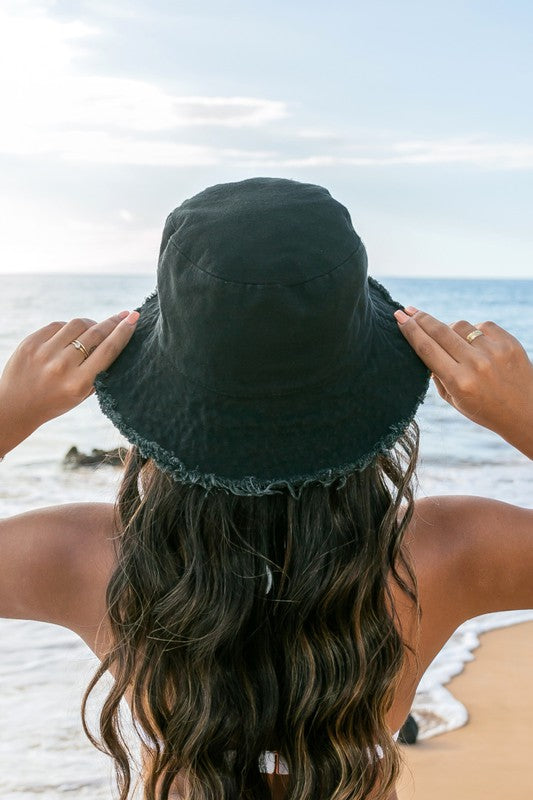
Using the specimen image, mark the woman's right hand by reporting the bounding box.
[0,312,139,458]
[394,307,533,459]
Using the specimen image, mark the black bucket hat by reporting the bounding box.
[93,177,430,498]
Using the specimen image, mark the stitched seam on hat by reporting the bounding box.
[165,237,364,287]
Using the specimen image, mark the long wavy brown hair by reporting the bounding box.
[81,418,421,800]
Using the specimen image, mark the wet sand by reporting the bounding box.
[397,620,533,799]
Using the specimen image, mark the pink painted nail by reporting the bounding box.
[125,311,140,325]
[404,306,419,315]
[394,309,409,324]
[118,310,129,319]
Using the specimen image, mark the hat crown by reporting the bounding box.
[93,176,431,495]
[155,177,371,397]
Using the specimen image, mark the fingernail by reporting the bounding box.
[394,309,409,324]
[118,310,129,319]
[404,306,419,315]
[125,311,140,325]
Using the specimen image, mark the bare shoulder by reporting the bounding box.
[385,493,533,721]
[407,494,533,627]
[0,501,116,630]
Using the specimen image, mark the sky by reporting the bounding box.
[1,0,533,278]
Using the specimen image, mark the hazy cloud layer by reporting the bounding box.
[1,1,532,277]
[0,3,287,162]
[1,3,532,169]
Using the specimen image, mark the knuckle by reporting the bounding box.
[495,336,516,355]
[501,339,527,366]
[473,355,492,375]
[32,347,50,366]
[476,320,497,332]
[43,358,65,378]
[98,326,117,345]
[453,373,476,394]
[70,317,87,329]
[457,379,476,395]
[495,327,520,346]
[64,378,85,399]
[17,337,36,355]
[89,330,106,348]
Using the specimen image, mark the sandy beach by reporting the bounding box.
[397,620,533,799]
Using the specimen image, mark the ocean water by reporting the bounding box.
[0,273,532,797]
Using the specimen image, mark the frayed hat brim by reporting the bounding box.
[93,275,430,498]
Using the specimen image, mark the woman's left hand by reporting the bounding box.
[0,310,139,454]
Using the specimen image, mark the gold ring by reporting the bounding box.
[466,329,484,343]
[70,339,91,360]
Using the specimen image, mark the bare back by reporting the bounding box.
[65,494,516,734]
[2,492,533,798]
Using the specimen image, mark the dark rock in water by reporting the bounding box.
[63,446,129,468]
[397,713,419,745]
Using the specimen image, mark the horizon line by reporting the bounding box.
[0,271,531,281]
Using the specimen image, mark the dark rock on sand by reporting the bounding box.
[398,713,419,745]
[63,446,128,468]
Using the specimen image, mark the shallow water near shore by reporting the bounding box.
[0,273,532,797]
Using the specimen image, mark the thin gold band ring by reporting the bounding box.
[466,329,484,343]
[70,339,91,360]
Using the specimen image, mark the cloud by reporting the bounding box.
[1,3,532,171]
[0,3,289,162]
[294,128,346,142]
[388,137,533,168]
[8,129,276,166]
[230,135,533,170]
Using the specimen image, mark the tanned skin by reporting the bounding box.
[0,306,532,798]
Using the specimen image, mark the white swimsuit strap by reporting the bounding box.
[259,730,401,774]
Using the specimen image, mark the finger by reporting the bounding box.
[60,313,130,362]
[45,316,100,349]
[450,319,512,351]
[459,319,508,339]
[394,310,460,381]
[406,310,485,363]
[20,321,68,348]
[450,320,486,346]
[79,312,140,379]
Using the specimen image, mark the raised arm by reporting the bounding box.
[394,306,533,622]
[0,311,138,626]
